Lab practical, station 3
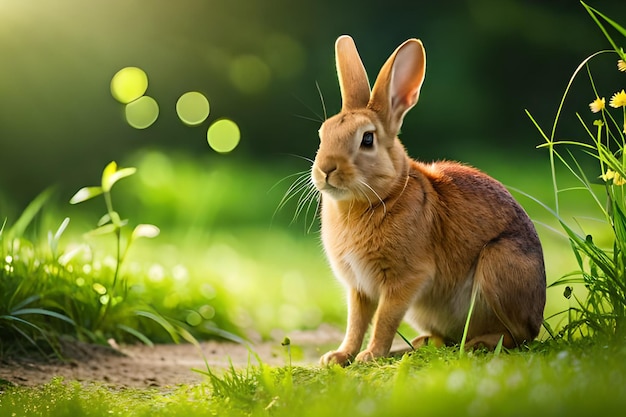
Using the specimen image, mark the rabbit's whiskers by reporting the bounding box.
[358,180,387,217]
[273,167,320,233]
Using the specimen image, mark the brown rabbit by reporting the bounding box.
[312,35,546,366]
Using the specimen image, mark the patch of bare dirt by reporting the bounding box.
[0,325,343,388]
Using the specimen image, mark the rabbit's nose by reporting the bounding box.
[320,164,337,183]
[325,168,338,183]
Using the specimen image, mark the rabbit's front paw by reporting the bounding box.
[320,350,352,367]
[355,350,378,363]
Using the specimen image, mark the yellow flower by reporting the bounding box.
[601,170,615,182]
[619,59,626,72]
[601,169,626,186]
[589,97,605,113]
[609,89,626,108]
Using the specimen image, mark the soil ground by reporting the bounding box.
[0,325,344,388]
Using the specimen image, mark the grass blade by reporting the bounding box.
[135,309,180,343]
[117,324,154,346]
[11,308,76,326]
[8,188,53,238]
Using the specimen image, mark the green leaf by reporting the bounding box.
[85,224,118,237]
[135,309,180,343]
[109,211,126,228]
[100,161,118,192]
[58,244,87,266]
[97,213,112,227]
[201,325,247,344]
[117,324,154,347]
[175,324,201,348]
[493,335,504,356]
[49,217,70,256]
[101,161,136,193]
[11,308,76,325]
[11,294,41,311]
[131,224,160,240]
[95,213,127,230]
[53,217,70,242]
[582,2,626,59]
[70,186,103,204]
[8,188,53,237]
[7,322,40,350]
[0,315,46,333]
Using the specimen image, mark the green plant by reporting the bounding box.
[0,190,75,355]
[68,161,210,345]
[527,2,626,340]
[70,161,160,294]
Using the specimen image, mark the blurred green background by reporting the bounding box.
[1,0,626,341]
[0,0,624,203]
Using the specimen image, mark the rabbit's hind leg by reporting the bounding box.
[469,234,546,348]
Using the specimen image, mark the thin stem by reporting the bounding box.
[104,191,114,219]
[549,142,559,215]
[459,282,479,357]
[546,50,611,214]
[112,228,121,290]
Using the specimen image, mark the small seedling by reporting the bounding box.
[281,336,292,368]
[70,161,160,332]
[70,161,160,293]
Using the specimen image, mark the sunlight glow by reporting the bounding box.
[125,96,159,129]
[207,119,240,153]
[110,67,148,104]
[176,91,210,126]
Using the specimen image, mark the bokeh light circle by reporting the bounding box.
[207,119,240,153]
[125,96,159,129]
[176,91,210,126]
[110,67,148,104]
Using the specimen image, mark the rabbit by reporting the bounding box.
[312,35,546,366]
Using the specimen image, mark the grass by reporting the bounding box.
[2,340,626,416]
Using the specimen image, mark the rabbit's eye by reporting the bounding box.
[361,131,375,149]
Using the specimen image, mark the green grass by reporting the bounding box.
[2,340,626,416]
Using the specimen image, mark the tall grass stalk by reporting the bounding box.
[527,2,626,340]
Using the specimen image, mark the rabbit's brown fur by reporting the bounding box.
[313,36,545,366]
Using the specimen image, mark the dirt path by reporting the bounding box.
[0,325,343,388]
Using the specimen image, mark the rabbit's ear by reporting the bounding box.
[335,35,371,111]
[369,39,426,134]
